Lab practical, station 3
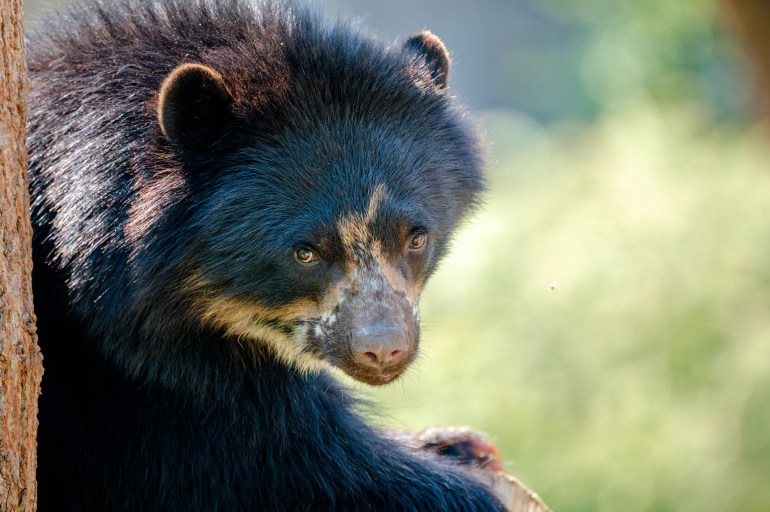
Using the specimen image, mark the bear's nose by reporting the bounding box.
[351,320,409,369]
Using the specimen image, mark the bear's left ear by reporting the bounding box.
[157,63,234,152]
[404,31,450,89]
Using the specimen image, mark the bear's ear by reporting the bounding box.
[157,63,234,152]
[404,31,450,89]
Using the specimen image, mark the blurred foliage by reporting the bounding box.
[496,0,748,122]
[350,102,770,511]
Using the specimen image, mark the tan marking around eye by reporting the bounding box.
[336,183,388,264]
[334,184,422,303]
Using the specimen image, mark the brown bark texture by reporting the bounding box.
[0,0,43,509]
[722,0,770,119]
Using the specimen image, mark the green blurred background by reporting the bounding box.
[24,0,770,510]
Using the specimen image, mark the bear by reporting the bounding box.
[26,0,505,509]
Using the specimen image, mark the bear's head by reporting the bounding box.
[127,29,483,387]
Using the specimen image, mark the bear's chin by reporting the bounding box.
[344,369,403,386]
[333,361,411,386]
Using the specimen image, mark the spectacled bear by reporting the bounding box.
[27,0,504,509]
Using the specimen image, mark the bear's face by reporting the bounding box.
[153,33,482,385]
[190,180,429,386]
[181,122,463,385]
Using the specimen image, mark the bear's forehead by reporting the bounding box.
[223,122,439,209]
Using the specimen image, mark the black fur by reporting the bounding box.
[27,0,496,509]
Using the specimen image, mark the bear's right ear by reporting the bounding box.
[157,63,234,152]
[404,31,450,89]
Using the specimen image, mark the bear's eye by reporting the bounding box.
[408,230,427,251]
[294,246,320,265]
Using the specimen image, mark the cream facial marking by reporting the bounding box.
[335,184,422,305]
[183,271,343,376]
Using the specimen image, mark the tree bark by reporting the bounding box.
[0,0,43,509]
[722,0,770,119]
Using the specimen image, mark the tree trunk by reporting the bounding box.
[723,0,770,119]
[0,0,43,509]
